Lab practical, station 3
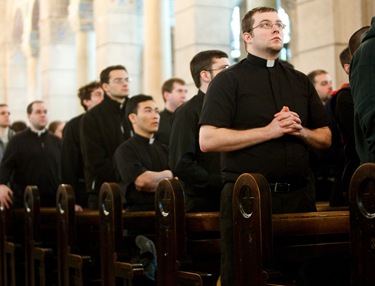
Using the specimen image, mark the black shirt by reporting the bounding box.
[155,108,173,146]
[80,95,131,195]
[114,133,169,211]
[0,128,61,207]
[169,90,222,196]
[61,114,86,206]
[199,53,329,185]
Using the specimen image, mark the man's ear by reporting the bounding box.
[102,82,110,93]
[128,113,136,124]
[200,70,211,82]
[82,99,90,108]
[242,32,253,44]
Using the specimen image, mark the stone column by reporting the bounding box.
[0,0,7,104]
[5,8,28,121]
[173,0,234,98]
[69,0,96,90]
[94,0,143,95]
[290,0,363,88]
[39,1,76,122]
[142,0,172,108]
[69,0,96,114]
[23,31,41,104]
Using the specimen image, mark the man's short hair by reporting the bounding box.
[27,100,44,114]
[77,81,102,111]
[161,78,186,102]
[190,50,228,88]
[307,69,328,84]
[100,65,127,84]
[126,94,154,118]
[241,7,277,35]
[339,47,352,69]
[349,26,370,56]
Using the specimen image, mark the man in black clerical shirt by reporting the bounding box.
[0,101,61,209]
[114,94,172,212]
[199,7,331,286]
[169,50,230,212]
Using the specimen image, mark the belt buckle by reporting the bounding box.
[273,182,290,193]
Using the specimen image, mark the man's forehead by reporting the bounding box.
[110,69,128,77]
[140,100,156,108]
[254,11,280,22]
[32,103,47,111]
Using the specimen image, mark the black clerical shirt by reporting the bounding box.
[199,53,329,185]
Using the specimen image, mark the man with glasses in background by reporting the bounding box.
[169,50,230,212]
[199,7,331,285]
[80,65,132,209]
[155,77,188,146]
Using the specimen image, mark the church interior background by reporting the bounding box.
[0,0,374,122]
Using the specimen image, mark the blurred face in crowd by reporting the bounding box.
[313,73,333,103]
[53,122,65,139]
[84,87,104,110]
[129,100,160,139]
[102,69,130,102]
[28,102,48,130]
[0,106,11,128]
[164,82,188,112]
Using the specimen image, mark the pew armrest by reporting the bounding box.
[67,253,92,270]
[177,270,216,286]
[114,261,144,279]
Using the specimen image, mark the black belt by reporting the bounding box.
[269,182,291,193]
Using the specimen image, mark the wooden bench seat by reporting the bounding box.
[99,182,145,286]
[156,175,352,286]
[349,162,375,285]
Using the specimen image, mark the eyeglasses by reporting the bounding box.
[206,65,229,72]
[0,111,10,115]
[248,21,286,32]
[112,77,131,84]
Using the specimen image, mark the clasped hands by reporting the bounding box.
[271,106,303,137]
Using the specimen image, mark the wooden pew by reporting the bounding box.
[155,178,216,286]
[56,184,102,286]
[24,186,55,286]
[349,162,375,285]
[156,176,351,286]
[0,203,17,286]
[99,182,144,286]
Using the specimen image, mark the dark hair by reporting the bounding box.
[26,100,44,114]
[339,47,352,69]
[241,7,277,34]
[349,26,370,56]
[77,81,102,111]
[99,65,127,84]
[11,120,27,132]
[126,94,154,118]
[307,69,328,84]
[161,78,186,102]
[190,50,229,88]
[48,120,63,133]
